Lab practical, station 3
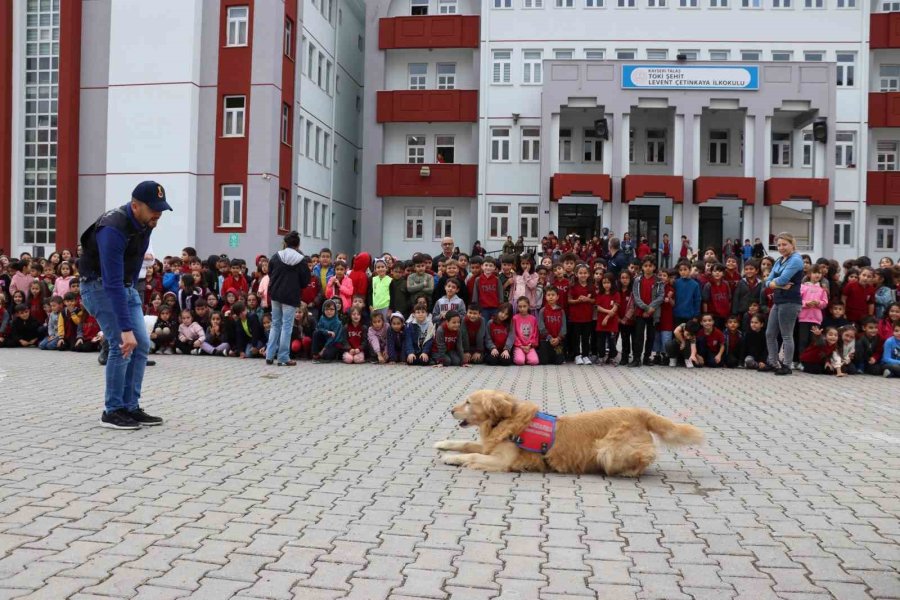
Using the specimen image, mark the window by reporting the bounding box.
[876,141,898,171]
[281,103,290,144]
[223,96,246,137]
[407,135,426,164]
[554,49,574,60]
[301,36,307,73]
[648,0,667,7]
[679,0,699,6]
[358,35,364,51]
[325,61,333,94]
[616,49,636,59]
[804,51,824,61]
[434,208,453,239]
[436,135,455,163]
[709,50,730,60]
[804,0,823,5]
[629,128,635,162]
[437,63,456,89]
[876,217,897,250]
[520,205,539,239]
[284,18,293,58]
[307,43,315,78]
[741,50,761,61]
[772,51,792,61]
[773,0,792,6]
[494,0,512,7]
[323,132,331,167]
[838,0,856,5]
[647,49,668,60]
[315,127,323,163]
[489,204,510,238]
[770,204,812,251]
[771,132,791,166]
[439,0,458,12]
[321,0,333,22]
[317,54,324,87]
[710,0,728,6]
[801,130,813,167]
[741,0,761,6]
[585,49,605,59]
[646,129,666,163]
[491,128,511,161]
[583,129,603,162]
[408,63,427,90]
[405,207,424,240]
[617,0,636,6]
[522,127,541,161]
[879,65,900,91]
[834,211,853,247]
[836,52,855,87]
[411,0,429,15]
[586,0,605,6]
[523,50,543,84]
[524,0,545,6]
[226,6,249,47]
[678,50,699,60]
[303,198,311,236]
[708,130,729,164]
[881,0,897,6]
[559,128,573,162]
[835,131,855,167]
[220,185,243,227]
[557,0,575,6]
[278,189,289,232]
[305,121,313,156]
[493,50,511,84]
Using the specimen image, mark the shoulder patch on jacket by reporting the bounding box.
[510,412,557,454]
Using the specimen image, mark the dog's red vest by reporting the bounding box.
[510,412,557,454]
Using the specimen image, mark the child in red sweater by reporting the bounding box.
[703,264,733,329]
[842,267,875,325]
[595,273,620,365]
[568,264,595,365]
[696,313,725,368]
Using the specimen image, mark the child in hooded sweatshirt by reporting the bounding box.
[798,265,829,363]
[404,304,435,365]
[367,311,389,363]
[855,316,884,375]
[512,296,540,366]
[386,312,407,363]
[151,305,177,354]
[484,302,514,366]
[39,295,63,350]
[462,304,486,365]
[326,260,354,313]
[368,258,393,324]
[342,307,368,364]
[433,310,468,367]
[349,252,371,301]
[312,299,344,362]
[201,311,230,356]
[176,309,206,355]
[432,278,466,325]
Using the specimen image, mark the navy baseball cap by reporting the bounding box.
[132,181,173,212]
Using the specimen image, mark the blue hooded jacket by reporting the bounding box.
[673,276,701,319]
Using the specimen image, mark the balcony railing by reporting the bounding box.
[763,178,829,206]
[869,92,900,127]
[379,15,480,50]
[376,90,478,123]
[376,163,477,197]
[867,170,900,205]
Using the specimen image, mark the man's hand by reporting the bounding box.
[120,331,137,359]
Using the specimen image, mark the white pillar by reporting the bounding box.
[672,203,683,248]
[602,112,612,176]
[744,114,754,178]
[550,113,561,176]
[813,206,825,258]
[602,202,612,231]
[674,115,684,176]
[742,204,754,244]
[616,113,631,236]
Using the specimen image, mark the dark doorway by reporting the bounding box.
[558,203,600,241]
[628,205,660,251]
[698,206,724,257]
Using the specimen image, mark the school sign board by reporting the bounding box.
[622,65,759,90]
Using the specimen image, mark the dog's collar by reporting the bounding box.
[510,412,557,454]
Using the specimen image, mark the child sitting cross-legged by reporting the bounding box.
[433,310,468,367]
[200,311,230,356]
[176,309,205,355]
[343,307,368,364]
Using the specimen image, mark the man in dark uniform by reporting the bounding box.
[78,181,172,429]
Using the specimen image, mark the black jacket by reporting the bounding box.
[233,313,265,350]
[267,248,310,307]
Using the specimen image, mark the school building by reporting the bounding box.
[361,0,900,264]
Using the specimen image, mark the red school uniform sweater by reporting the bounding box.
[595,291,620,333]
[441,322,460,352]
[698,327,725,354]
[567,282,595,323]
[552,275,570,311]
[488,319,511,349]
[705,280,733,319]
[221,275,249,298]
[724,269,741,292]
[635,276,655,318]
[541,305,565,339]
[842,280,873,322]
[346,323,365,350]
[475,274,501,309]
[658,283,674,332]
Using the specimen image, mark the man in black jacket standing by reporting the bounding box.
[265,231,310,366]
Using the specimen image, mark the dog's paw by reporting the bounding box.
[441,454,467,466]
[433,441,453,451]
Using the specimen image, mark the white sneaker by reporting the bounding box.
[190,348,201,355]
[685,360,694,369]
[575,355,584,365]
[885,369,893,378]
[669,358,677,367]
[582,356,593,365]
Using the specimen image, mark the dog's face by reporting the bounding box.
[451,390,515,427]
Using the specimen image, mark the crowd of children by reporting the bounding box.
[1,241,899,378]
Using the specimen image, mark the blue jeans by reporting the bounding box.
[765,302,801,368]
[80,280,150,414]
[266,301,297,363]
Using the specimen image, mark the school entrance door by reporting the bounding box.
[628,205,660,249]
[558,203,601,241]
[698,206,724,255]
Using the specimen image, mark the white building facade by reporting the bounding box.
[0,0,364,260]
[361,0,900,264]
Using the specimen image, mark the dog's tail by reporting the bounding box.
[640,409,704,446]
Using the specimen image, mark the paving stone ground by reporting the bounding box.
[0,349,898,600]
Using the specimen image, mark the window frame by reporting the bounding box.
[408,63,427,90]
[523,50,543,84]
[835,131,855,168]
[281,103,291,145]
[436,134,455,163]
[492,50,512,84]
[491,127,511,162]
[220,184,244,228]
[709,49,730,60]
[278,188,290,233]
[771,132,792,167]
[559,128,573,162]
[879,64,900,92]
[284,18,293,59]
[583,128,603,162]
[225,6,249,47]
[488,204,510,239]
[708,130,729,165]
[876,141,898,171]
[223,95,246,137]
[437,63,456,89]
[519,204,540,240]
[405,207,425,241]
[521,127,541,162]
[833,210,853,247]
[407,135,426,164]
[439,0,459,13]
[433,207,453,240]
[836,52,856,88]
[646,129,667,164]
[410,0,429,15]
[875,217,898,251]
[801,130,813,168]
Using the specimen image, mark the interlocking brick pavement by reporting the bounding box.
[0,349,898,599]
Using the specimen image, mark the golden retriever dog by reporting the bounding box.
[434,390,703,477]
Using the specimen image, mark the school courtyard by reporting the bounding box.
[0,350,897,600]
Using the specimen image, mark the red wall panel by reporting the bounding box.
[622,175,684,204]
[764,178,829,207]
[376,90,477,123]
[379,15,479,50]
[550,173,611,202]
[867,171,900,206]
[279,1,296,234]
[693,176,756,205]
[868,92,900,128]
[0,0,12,252]
[871,12,900,49]
[376,164,477,198]
[56,0,83,251]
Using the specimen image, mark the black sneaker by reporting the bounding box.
[643,357,654,366]
[127,408,163,426]
[265,359,274,365]
[146,360,156,367]
[628,360,641,368]
[101,409,140,430]
[98,340,109,366]
[774,366,792,376]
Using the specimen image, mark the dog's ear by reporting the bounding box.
[482,391,515,421]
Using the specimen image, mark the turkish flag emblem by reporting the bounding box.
[157,185,164,198]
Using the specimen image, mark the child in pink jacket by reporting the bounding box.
[512,296,540,365]
[798,265,829,363]
[512,254,539,313]
[325,259,354,313]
